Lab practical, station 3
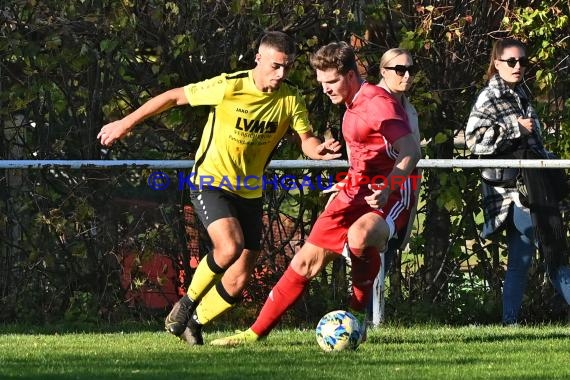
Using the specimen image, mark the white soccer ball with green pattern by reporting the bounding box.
[315,310,361,352]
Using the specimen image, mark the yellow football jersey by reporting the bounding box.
[183,69,312,198]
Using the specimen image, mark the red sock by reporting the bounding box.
[251,266,309,336]
[348,246,381,311]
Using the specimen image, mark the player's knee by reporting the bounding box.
[290,254,322,279]
[348,221,389,254]
[290,258,311,278]
[347,230,376,254]
[213,242,245,268]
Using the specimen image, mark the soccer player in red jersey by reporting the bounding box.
[211,41,421,346]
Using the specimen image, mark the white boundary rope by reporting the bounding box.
[1,159,570,169]
[4,158,568,326]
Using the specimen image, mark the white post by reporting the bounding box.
[371,251,386,327]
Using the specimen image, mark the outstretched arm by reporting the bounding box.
[297,132,342,160]
[98,87,188,146]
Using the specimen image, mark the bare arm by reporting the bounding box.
[297,132,342,160]
[389,133,422,179]
[365,134,421,209]
[98,87,188,146]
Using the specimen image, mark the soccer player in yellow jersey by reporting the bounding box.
[98,31,341,345]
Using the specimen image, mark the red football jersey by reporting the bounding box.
[338,83,412,203]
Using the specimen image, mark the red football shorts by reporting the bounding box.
[307,188,413,254]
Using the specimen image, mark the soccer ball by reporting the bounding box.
[315,310,362,352]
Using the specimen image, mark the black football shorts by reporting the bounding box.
[190,189,263,251]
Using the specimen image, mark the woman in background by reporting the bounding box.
[466,37,570,325]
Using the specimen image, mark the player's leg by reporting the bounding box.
[346,212,390,312]
[183,248,260,344]
[166,217,244,337]
[166,190,249,339]
[210,196,352,346]
[210,243,337,345]
[349,191,412,337]
[180,193,263,345]
[250,244,336,335]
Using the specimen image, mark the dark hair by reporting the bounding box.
[309,41,358,75]
[486,38,526,79]
[258,31,296,56]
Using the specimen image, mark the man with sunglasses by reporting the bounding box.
[210,41,421,346]
[466,38,570,325]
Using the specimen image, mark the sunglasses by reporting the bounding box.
[498,57,529,68]
[383,65,417,76]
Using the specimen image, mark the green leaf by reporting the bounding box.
[434,132,449,144]
[100,39,118,53]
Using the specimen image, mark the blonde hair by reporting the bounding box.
[379,48,412,71]
[378,48,419,141]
